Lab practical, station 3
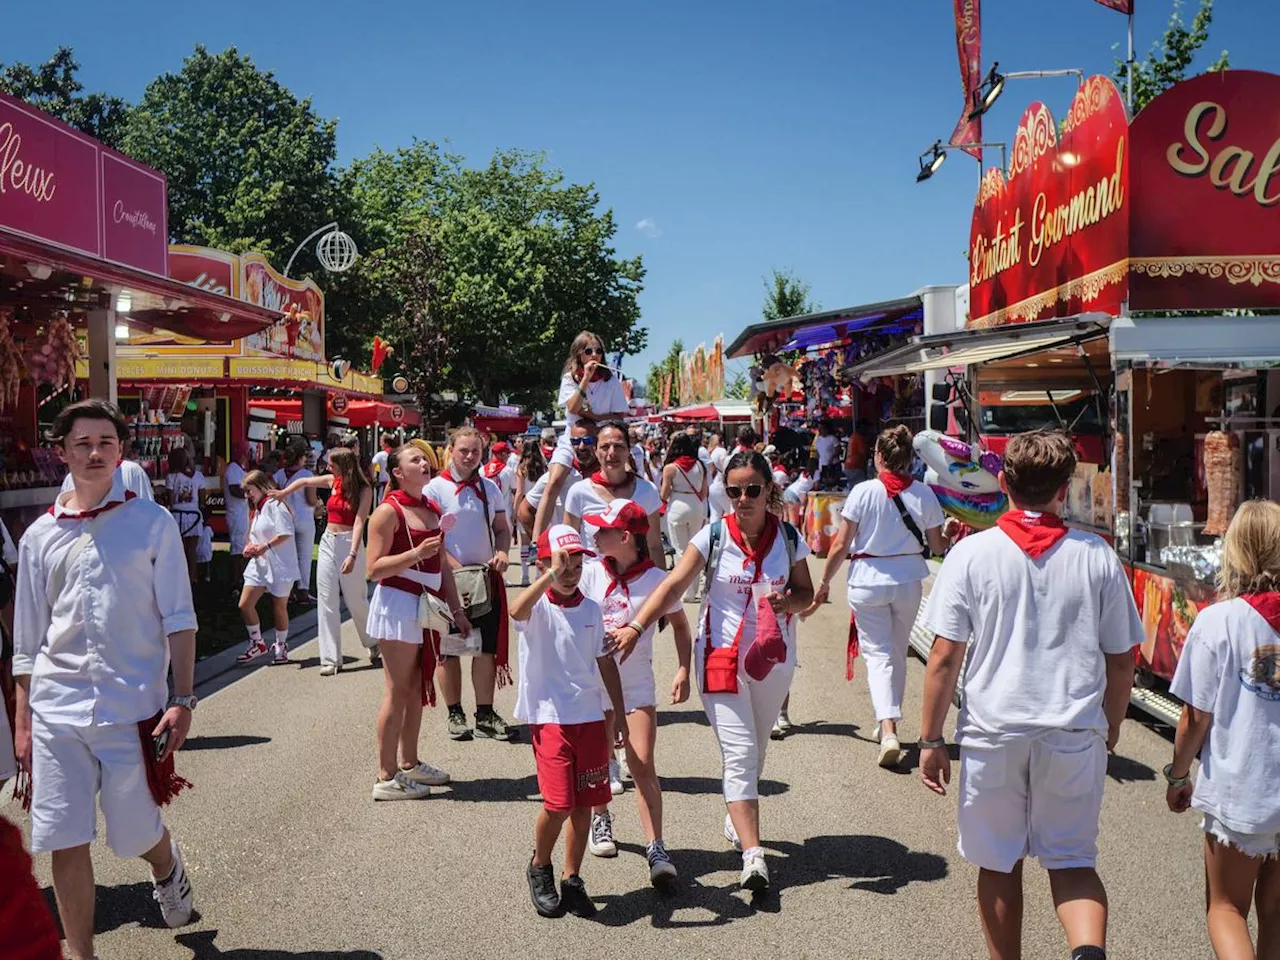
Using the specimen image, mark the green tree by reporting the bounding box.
[762,268,817,322]
[1119,0,1229,113]
[0,47,130,148]
[723,369,751,400]
[646,339,684,410]
[123,46,340,264]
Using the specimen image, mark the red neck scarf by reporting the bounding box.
[441,466,482,496]
[591,470,632,493]
[602,555,656,598]
[589,366,607,382]
[482,459,505,479]
[541,445,555,460]
[880,472,913,498]
[384,488,441,516]
[673,456,698,471]
[546,587,585,607]
[1242,592,1280,633]
[725,513,779,579]
[997,510,1068,559]
[52,489,136,520]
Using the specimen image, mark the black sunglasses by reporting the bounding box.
[570,437,597,447]
[725,483,764,500]
[581,346,604,356]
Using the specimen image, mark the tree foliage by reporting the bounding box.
[723,369,751,400]
[1118,0,1229,113]
[0,47,130,148]
[762,269,817,322]
[646,339,685,410]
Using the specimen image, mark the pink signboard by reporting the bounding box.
[0,89,167,276]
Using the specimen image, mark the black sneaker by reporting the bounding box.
[526,859,562,918]
[447,710,472,741]
[474,709,514,741]
[647,839,678,886]
[559,875,597,919]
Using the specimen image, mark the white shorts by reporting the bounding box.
[30,716,165,857]
[957,729,1107,873]
[0,686,15,781]
[550,434,576,470]
[243,566,294,598]
[1203,814,1280,858]
[602,655,657,714]
[366,583,423,645]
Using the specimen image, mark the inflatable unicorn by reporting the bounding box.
[912,430,1008,530]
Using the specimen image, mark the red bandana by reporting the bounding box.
[541,445,556,460]
[602,556,656,599]
[384,488,441,516]
[880,472,913,498]
[590,367,607,382]
[482,459,505,479]
[725,513,778,578]
[441,467,482,496]
[997,510,1068,559]
[1242,592,1280,634]
[673,456,698,472]
[546,587,585,607]
[51,489,137,520]
[591,471,632,493]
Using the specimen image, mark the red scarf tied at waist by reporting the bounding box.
[880,472,913,498]
[997,509,1068,559]
[602,556,656,599]
[1243,592,1280,633]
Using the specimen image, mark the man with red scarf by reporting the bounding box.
[918,430,1143,960]
[426,426,515,742]
[13,400,199,960]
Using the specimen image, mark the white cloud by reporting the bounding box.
[635,217,663,239]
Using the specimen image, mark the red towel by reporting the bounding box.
[846,610,860,681]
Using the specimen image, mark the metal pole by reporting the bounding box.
[1127,10,1136,115]
[283,221,339,278]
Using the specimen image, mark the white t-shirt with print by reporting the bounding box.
[563,477,662,554]
[246,499,300,586]
[579,562,680,697]
[1171,598,1280,835]
[689,521,810,650]
[223,462,250,530]
[841,478,943,586]
[425,474,506,566]
[166,471,204,513]
[924,526,1143,744]
[525,468,579,527]
[514,592,609,725]
[273,468,316,522]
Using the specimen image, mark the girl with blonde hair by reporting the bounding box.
[236,470,300,666]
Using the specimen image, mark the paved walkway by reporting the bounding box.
[17,563,1211,959]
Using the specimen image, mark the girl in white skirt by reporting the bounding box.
[236,471,300,666]
[365,442,471,801]
[275,448,376,675]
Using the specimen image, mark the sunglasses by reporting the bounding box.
[581,346,604,356]
[570,437,597,447]
[725,483,764,500]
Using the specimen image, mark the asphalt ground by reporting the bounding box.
[14,560,1213,959]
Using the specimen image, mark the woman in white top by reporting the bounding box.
[273,440,318,605]
[659,432,708,602]
[811,426,948,768]
[610,451,814,894]
[236,471,301,667]
[565,422,664,567]
[1167,500,1280,957]
[164,447,206,584]
[532,331,630,542]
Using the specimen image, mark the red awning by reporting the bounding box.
[251,398,416,429]
[663,404,719,422]
[474,414,530,435]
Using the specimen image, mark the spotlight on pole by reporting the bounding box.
[968,63,1006,121]
[916,141,948,183]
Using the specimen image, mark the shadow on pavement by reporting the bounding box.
[176,930,382,958]
[654,709,710,728]
[42,881,166,936]
[446,774,542,804]
[182,735,272,751]
[1106,752,1156,783]
[660,776,788,797]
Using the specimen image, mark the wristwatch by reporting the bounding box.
[168,694,198,712]
[1163,763,1191,787]
[919,736,947,750]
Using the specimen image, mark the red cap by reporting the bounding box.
[537,524,595,560]
[582,498,650,535]
[492,441,511,457]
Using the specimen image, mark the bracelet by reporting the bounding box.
[919,737,947,750]
[1163,763,1192,787]
[627,620,645,635]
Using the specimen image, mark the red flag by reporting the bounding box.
[950,0,983,160]
[1093,0,1132,11]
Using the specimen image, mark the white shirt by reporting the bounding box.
[786,471,816,501]
[61,459,154,501]
[689,521,809,649]
[841,478,943,586]
[425,472,506,566]
[631,443,649,480]
[371,450,390,487]
[580,561,679,688]
[709,446,728,476]
[558,371,628,431]
[525,468,579,527]
[514,591,608,725]
[563,476,662,554]
[482,461,515,505]
[506,452,521,474]
[1,518,16,566]
[246,499,300,585]
[223,462,250,529]
[771,467,789,488]
[166,471,204,513]
[13,474,198,726]
[1171,598,1280,834]
[815,434,840,467]
[273,468,316,523]
[698,446,711,466]
[924,526,1143,743]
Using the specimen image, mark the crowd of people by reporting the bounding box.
[2,331,1279,959]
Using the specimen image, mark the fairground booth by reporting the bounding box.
[845,70,1280,726]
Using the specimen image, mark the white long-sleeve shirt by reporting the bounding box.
[14,473,198,727]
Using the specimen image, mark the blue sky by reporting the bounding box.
[4,0,1276,379]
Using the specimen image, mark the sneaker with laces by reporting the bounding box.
[474,709,514,741]
[588,811,618,858]
[400,760,451,786]
[526,859,562,918]
[371,771,431,801]
[447,710,473,741]
[271,641,289,665]
[235,639,268,664]
[608,758,624,796]
[740,848,770,892]
[318,663,338,677]
[647,839,678,885]
[724,813,741,852]
[878,732,902,768]
[559,875,597,918]
[152,839,195,928]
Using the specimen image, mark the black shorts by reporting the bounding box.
[442,604,502,658]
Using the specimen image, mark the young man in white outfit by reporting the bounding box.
[13,399,199,960]
[222,441,253,594]
[917,430,1142,960]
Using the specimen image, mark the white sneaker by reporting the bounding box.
[608,758,624,796]
[770,720,784,740]
[318,663,338,677]
[400,760,451,786]
[235,639,268,664]
[619,750,632,782]
[271,641,289,665]
[723,813,741,852]
[152,839,195,928]
[372,771,431,800]
[878,733,902,768]
[776,714,793,734]
[740,849,769,892]
[588,811,618,857]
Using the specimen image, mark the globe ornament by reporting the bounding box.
[316,229,358,274]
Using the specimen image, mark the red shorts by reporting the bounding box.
[529,720,610,813]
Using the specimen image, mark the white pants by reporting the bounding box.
[848,580,923,722]
[317,529,373,666]
[293,516,316,593]
[666,498,705,600]
[697,639,795,803]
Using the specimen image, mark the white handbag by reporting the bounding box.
[418,591,455,635]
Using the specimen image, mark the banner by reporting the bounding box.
[949,0,983,160]
[1092,0,1132,12]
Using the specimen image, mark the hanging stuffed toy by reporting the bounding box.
[371,336,393,374]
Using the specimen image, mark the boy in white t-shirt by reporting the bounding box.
[919,430,1142,960]
[511,524,628,920]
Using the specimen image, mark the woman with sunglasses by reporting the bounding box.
[606,451,813,894]
[532,332,630,545]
